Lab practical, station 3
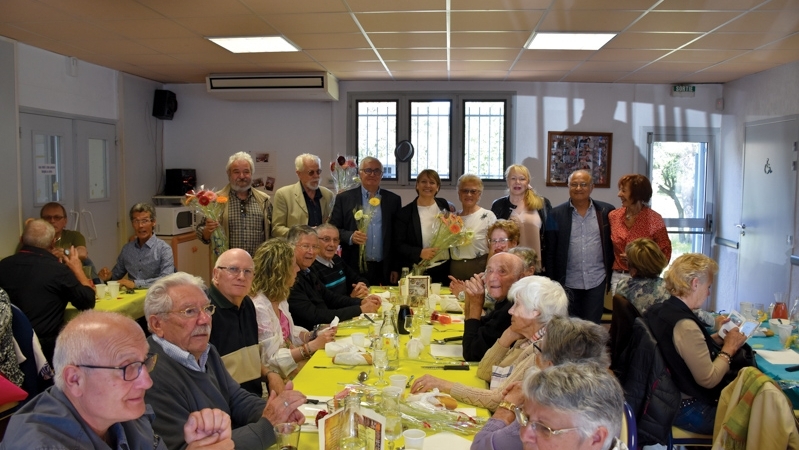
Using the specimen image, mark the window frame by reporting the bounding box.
[348,91,514,187]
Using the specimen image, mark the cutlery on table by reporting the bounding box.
[433,336,463,345]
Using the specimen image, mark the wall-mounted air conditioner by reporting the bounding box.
[206,72,339,101]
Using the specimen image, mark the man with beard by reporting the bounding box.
[271,154,334,237]
[196,152,272,257]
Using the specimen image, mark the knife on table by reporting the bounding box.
[421,365,470,370]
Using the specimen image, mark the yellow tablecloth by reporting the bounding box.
[64,290,147,322]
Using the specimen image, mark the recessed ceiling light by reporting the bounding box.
[207,36,299,53]
[527,33,616,51]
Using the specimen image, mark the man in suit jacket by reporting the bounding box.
[272,153,334,237]
[330,157,403,285]
[544,170,615,324]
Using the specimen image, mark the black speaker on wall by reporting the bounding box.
[152,89,178,120]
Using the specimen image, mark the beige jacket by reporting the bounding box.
[271,181,333,237]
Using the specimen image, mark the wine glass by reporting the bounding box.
[373,349,389,386]
[404,315,418,338]
[384,411,402,450]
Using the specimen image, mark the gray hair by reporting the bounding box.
[144,272,206,331]
[315,223,338,234]
[507,275,568,325]
[54,310,142,390]
[226,151,254,174]
[523,362,623,449]
[568,169,593,185]
[129,203,156,221]
[457,173,484,191]
[359,156,382,170]
[294,153,321,171]
[22,219,55,249]
[508,246,538,273]
[286,225,317,246]
[539,316,610,367]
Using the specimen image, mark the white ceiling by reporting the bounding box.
[1,0,798,84]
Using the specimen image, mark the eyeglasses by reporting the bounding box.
[568,183,590,189]
[304,169,323,176]
[76,353,157,381]
[515,408,580,439]
[132,218,152,225]
[459,189,481,195]
[533,342,542,353]
[168,304,216,319]
[42,215,65,221]
[319,236,340,243]
[360,168,384,176]
[489,238,511,245]
[217,266,254,278]
[297,243,319,252]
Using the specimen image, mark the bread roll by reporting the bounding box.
[436,395,458,410]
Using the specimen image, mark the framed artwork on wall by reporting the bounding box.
[546,131,612,188]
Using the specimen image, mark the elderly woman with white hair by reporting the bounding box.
[410,275,568,411]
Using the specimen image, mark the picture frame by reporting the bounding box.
[546,131,613,188]
[407,275,430,298]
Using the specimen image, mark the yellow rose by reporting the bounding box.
[354,210,364,220]
[369,197,381,207]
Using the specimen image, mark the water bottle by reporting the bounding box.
[379,310,400,370]
[339,393,366,450]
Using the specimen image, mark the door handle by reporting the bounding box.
[735,223,746,236]
[81,209,99,242]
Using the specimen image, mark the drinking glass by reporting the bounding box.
[404,315,417,338]
[382,387,403,450]
[373,349,388,386]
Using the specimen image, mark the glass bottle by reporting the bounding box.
[339,393,367,450]
[399,267,410,302]
[379,310,400,370]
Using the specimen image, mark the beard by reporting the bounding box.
[304,179,320,191]
[230,179,252,193]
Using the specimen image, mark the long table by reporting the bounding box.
[292,306,488,449]
[750,328,799,407]
[64,289,147,322]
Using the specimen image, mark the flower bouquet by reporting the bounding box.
[329,155,360,221]
[412,211,474,276]
[185,186,229,261]
[354,195,381,272]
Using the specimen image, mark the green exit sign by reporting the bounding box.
[673,85,696,93]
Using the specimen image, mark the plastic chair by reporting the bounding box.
[667,426,712,449]
[621,401,638,449]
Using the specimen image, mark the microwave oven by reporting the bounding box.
[154,206,196,236]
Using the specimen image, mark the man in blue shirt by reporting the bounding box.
[99,203,174,289]
[0,310,233,450]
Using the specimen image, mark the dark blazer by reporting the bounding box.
[544,198,615,289]
[393,197,452,271]
[288,269,363,330]
[330,186,402,277]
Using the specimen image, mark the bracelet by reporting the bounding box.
[718,351,732,364]
[298,345,308,359]
[498,401,516,412]
[303,343,312,359]
[310,329,319,341]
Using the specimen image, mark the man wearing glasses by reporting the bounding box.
[99,203,175,290]
[207,249,279,396]
[197,152,272,257]
[329,156,403,285]
[145,272,307,450]
[544,170,615,324]
[2,310,235,449]
[272,153,334,237]
[311,224,370,298]
[287,226,381,330]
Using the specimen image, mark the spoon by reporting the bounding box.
[357,370,370,383]
[406,375,415,388]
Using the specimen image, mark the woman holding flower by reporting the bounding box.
[394,169,454,284]
[250,238,337,380]
[450,174,496,280]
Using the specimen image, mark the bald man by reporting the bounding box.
[208,249,281,396]
[460,252,525,361]
[0,310,233,450]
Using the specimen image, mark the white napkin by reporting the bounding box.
[325,342,359,357]
[756,349,799,365]
[430,344,463,358]
[406,338,424,358]
[332,352,372,365]
[422,432,472,450]
[439,296,463,313]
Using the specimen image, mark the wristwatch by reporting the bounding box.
[498,401,516,412]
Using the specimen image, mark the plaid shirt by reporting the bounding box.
[228,191,267,256]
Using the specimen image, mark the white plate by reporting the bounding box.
[770,318,792,327]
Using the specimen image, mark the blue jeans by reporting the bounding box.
[673,399,716,435]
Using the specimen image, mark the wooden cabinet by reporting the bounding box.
[158,232,210,284]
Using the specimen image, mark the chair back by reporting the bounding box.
[621,401,638,449]
[609,293,641,378]
[10,305,41,400]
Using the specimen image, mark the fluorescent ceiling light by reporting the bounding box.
[207,36,299,53]
[527,33,616,51]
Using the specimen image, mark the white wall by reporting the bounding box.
[0,38,20,256]
[717,61,799,311]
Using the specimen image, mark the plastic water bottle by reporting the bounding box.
[379,310,400,370]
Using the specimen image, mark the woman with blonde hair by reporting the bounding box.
[615,238,670,313]
[491,164,551,273]
[645,253,746,435]
[251,238,336,380]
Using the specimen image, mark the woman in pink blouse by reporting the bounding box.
[608,174,672,293]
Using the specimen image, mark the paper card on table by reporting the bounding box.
[430,344,463,358]
[319,406,386,450]
[755,349,799,365]
[422,431,472,450]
